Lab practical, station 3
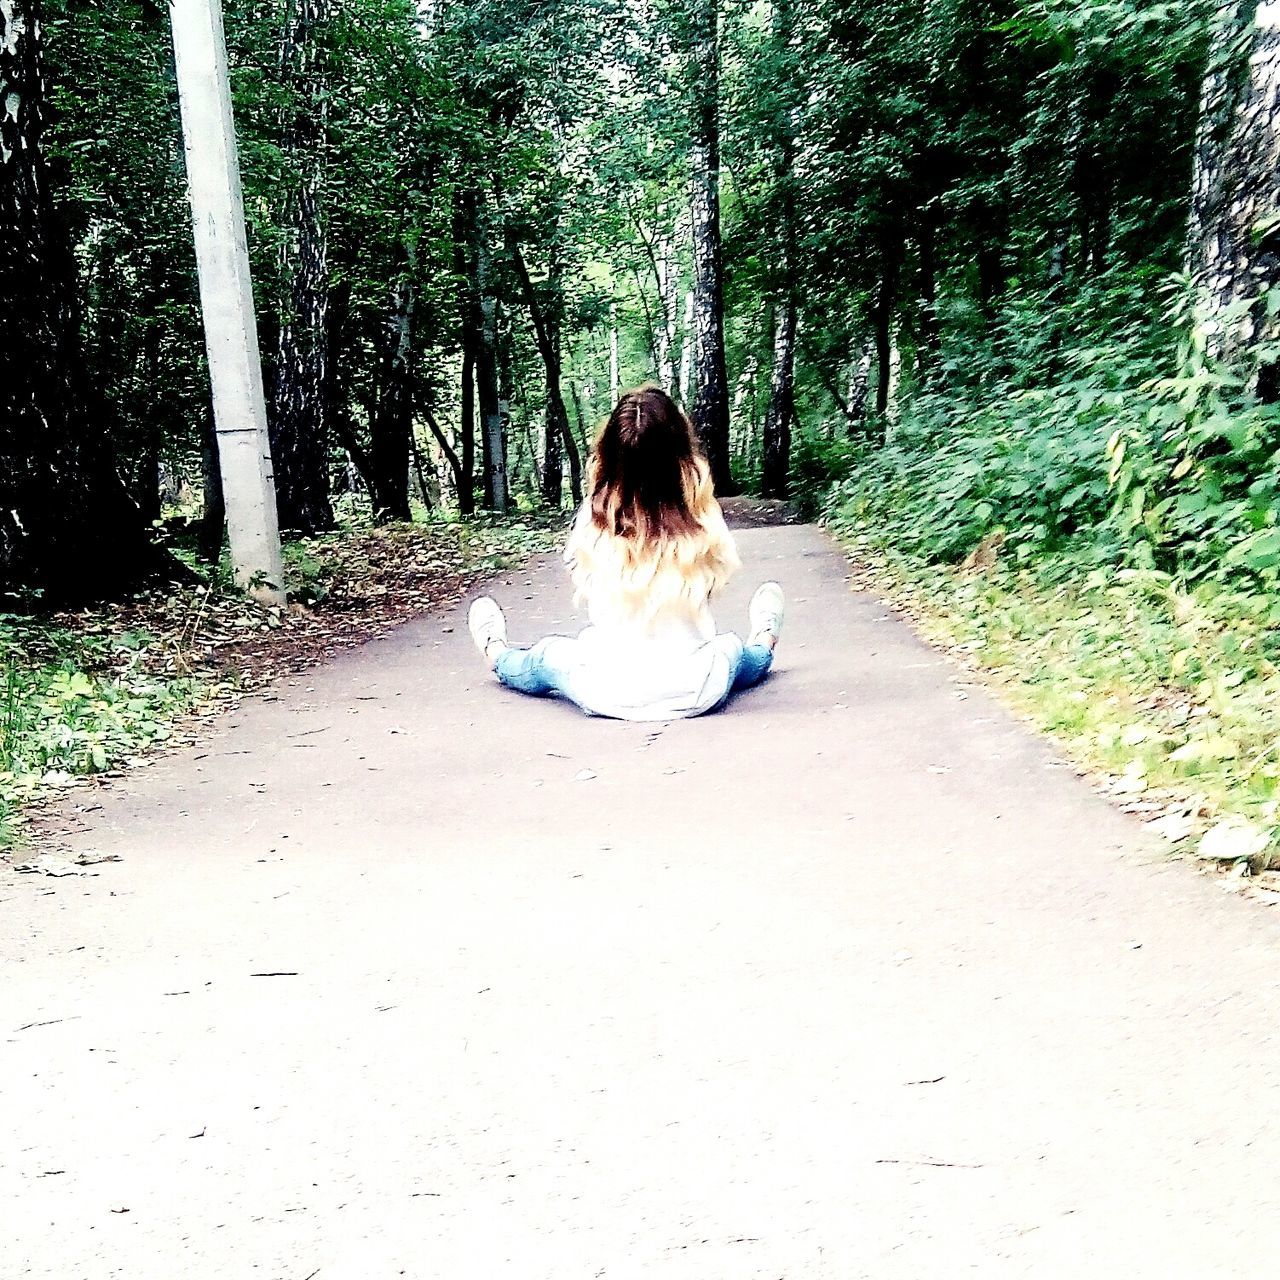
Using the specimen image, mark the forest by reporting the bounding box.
[3,0,1280,853]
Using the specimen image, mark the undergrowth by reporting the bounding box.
[0,514,561,848]
[823,273,1280,865]
[827,529,1280,858]
[0,622,201,848]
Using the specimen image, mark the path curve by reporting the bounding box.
[4,524,1280,1278]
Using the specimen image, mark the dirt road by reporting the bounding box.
[5,523,1280,1278]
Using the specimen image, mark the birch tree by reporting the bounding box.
[687,0,733,493]
[761,0,798,498]
[1189,0,1280,394]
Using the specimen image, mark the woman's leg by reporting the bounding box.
[494,636,576,699]
[730,639,774,692]
[723,580,784,695]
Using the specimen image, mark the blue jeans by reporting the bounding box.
[495,637,577,699]
[494,635,773,708]
[725,638,774,694]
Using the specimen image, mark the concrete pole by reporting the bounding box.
[170,0,287,606]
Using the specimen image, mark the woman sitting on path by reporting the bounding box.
[467,385,785,721]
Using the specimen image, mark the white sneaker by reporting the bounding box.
[748,581,785,648]
[468,596,507,664]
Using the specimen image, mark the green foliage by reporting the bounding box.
[1105,282,1280,592]
[0,619,199,845]
[826,276,1161,560]
[789,432,860,520]
[821,533,1280,861]
[0,515,562,844]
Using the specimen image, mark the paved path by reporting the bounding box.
[5,524,1280,1279]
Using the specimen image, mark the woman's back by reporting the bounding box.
[468,386,783,721]
[565,480,739,652]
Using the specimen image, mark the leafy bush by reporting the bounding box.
[817,270,1280,860]
[789,431,860,519]
[1105,284,1280,593]
[825,272,1280,602]
[829,384,1127,563]
[0,619,199,844]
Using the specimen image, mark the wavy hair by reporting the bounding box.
[565,386,739,626]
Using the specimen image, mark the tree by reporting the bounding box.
[270,0,335,533]
[0,0,172,600]
[760,0,799,498]
[1189,0,1280,394]
[369,246,417,521]
[687,0,734,493]
[456,184,508,512]
[510,235,580,507]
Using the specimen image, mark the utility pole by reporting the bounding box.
[170,0,287,605]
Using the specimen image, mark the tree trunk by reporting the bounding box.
[1189,1,1280,387]
[411,437,434,512]
[688,0,734,493]
[322,274,376,497]
[563,380,585,506]
[137,432,162,527]
[459,350,476,514]
[198,405,226,564]
[872,249,899,431]
[422,401,463,501]
[136,273,165,526]
[761,300,797,498]
[0,0,172,600]
[543,373,566,508]
[1188,0,1258,272]
[760,0,798,498]
[609,303,620,403]
[847,341,873,429]
[654,208,680,391]
[677,290,695,404]
[458,187,506,512]
[270,0,333,535]
[369,255,415,522]
[812,338,870,436]
[509,236,570,509]
[976,236,1004,321]
[494,298,514,503]
[731,354,760,439]
[916,210,942,378]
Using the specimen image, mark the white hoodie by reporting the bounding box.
[554,498,744,720]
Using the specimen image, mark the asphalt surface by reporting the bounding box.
[5,522,1280,1279]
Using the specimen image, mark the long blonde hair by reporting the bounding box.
[565,386,739,624]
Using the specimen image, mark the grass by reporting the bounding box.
[826,516,1280,868]
[0,618,202,847]
[0,513,564,848]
